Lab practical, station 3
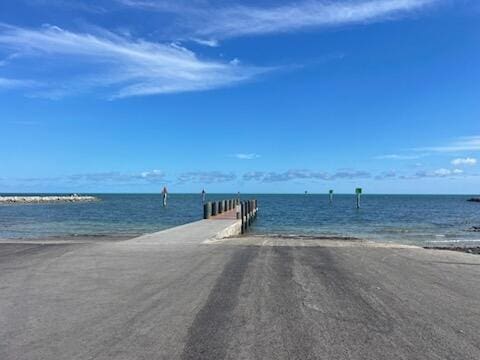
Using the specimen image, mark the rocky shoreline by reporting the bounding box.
[0,195,98,204]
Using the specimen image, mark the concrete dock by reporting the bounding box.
[1,219,479,359]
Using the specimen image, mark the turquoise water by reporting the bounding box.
[1,194,479,246]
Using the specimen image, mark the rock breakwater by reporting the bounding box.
[0,195,98,204]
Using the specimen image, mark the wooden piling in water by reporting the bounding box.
[203,202,212,219]
[249,201,252,221]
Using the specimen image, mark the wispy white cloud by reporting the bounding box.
[191,38,219,47]
[200,0,438,39]
[401,168,465,179]
[66,170,166,183]
[0,52,20,66]
[23,0,108,14]
[451,157,477,166]
[121,0,439,40]
[140,169,166,180]
[416,136,480,153]
[375,170,397,180]
[0,77,38,89]
[434,168,454,177]
[232,153,261,160]
[176,171,236,184]
[243,169,371,182]
[375,153,427,160]
[0,23,268,98]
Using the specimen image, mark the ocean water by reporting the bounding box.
[1,194,479,246]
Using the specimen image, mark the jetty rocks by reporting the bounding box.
[0,194,98,204]
[467,198,480,202]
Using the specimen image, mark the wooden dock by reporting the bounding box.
[203,199,258,234]
[124,198,259,246]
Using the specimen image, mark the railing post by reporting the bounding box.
[241,201,245,233]
[203,202,212,219]
[236,201,240,219]
[251,200,254,223]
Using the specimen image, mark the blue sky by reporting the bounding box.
[0,0,479,193]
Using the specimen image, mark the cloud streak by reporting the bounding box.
[413,168,464,178]
[200,0,438,39]
[416,136,480,153]
[0,23,267,98]
[243,169,371,183]
[176,171,236,184]
[121,0,438,40]
[0,77,37,89]
[375,153,427,160]
[232,153,261,160]
[451,157,477,166]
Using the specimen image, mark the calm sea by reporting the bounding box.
[1,194,479,246]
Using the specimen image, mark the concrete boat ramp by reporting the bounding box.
[126,218,241,246]
[1,215,480,359]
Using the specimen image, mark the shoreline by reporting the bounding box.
[424,246,480,255]
[1,232,479,254]
[0,234,136,244]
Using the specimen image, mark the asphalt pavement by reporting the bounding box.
[1,233,479,360]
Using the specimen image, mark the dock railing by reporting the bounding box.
[203,198,258,234]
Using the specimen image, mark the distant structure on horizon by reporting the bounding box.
[161,186,168,207]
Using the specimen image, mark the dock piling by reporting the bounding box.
[204,197,258,234]
[356,188,362,209]
[203,202,212,219]
[241,202,246,234]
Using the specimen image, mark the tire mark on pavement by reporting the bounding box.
[181,246,259,360]
[257,246,317,360]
